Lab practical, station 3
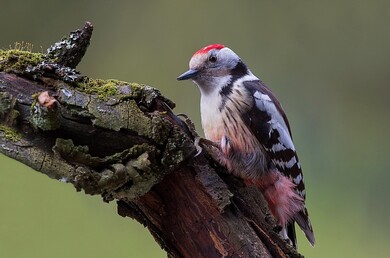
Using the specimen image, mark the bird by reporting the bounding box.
[177,44,315,247]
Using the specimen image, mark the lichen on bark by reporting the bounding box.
[0,124,21,141]
[0,35,194,202]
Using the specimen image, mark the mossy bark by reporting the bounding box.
[0,23,304,258]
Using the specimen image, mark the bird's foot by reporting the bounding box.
[194,137,220,157]
[279,227,294,246]
[176,114,222,164]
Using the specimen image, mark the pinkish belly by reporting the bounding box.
[203,124,223,143]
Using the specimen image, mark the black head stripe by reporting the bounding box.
[218,61,249,111]
[230,60,248,78]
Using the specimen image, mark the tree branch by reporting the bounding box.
[0,22,303,258]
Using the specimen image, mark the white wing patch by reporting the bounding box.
[293,173,302,185]
[285,156,298,169]
[253,91,271,102]
[273,156,297,169]
[253,90,295,151]
[271,142,287,152]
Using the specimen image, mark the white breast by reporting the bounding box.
[200,83,268,178]
[200,88,224,141]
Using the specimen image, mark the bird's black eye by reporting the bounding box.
[209,55,217,63]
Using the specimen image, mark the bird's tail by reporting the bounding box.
[294,208,315,246]
[246,171,315,247]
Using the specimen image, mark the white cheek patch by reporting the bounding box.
[197,75,232,96]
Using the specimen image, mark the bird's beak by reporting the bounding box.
[177,69,199,80]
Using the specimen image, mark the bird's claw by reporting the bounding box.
[279,227,294,247]
[194,137,203,157]
[193,137,222,160]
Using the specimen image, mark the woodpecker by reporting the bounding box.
[177,44,315,247]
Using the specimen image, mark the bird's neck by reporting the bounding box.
[194,75,232,96]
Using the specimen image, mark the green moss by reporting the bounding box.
[127,82,143,98]
[30,93,39,110]
[77,79,123,100]
[75,79,146,101]
[0,124,21,141]
[0,49,44,73]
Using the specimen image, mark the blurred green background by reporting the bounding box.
[1,1,389,257]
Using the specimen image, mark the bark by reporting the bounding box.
[0,22,303,258]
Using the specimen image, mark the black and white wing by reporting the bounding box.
[242,80,315,246]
